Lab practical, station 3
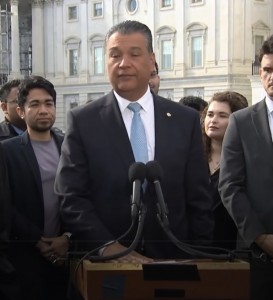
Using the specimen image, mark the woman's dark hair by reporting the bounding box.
[201,91,248,161]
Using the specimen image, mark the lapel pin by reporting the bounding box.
[167,112,171,117]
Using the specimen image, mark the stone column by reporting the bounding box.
[44,0,54,79]
[31,0,45,76]
[80,0,89,82]
[54,0,65,83]
[9,0,21,78]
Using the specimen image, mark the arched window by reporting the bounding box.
[186,23,207,68]
[156,26,176,70]
[65,37,81,76]
[89,35,105,75]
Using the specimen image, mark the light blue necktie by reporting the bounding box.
[128,103,148,163]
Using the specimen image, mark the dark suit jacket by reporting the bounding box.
[219,99,273,248]
[0,144,22,300]
[1,130,67,300]
[0,120,19,142]
[1,130,63,242]
[55,91,213,259]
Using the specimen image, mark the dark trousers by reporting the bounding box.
[251,254,273,300]
[8,246,69,300]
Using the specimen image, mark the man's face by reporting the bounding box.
[106,32,155,101]
[17,88,56,134]
[0,86,26,129]
[260,54,273,98]
[149,68,160,95]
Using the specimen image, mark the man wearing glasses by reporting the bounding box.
[0,79,26,141]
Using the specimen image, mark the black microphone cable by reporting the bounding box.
[146,160,236,261]
[71,202,148,285]
[71,162,147,280]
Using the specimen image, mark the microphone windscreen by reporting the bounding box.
[146,160,163,182]
[128,162,146,183]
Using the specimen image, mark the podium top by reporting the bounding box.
[83,259,250,271]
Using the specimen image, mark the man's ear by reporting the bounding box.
[16,106,24,119]
[0,102,7,113]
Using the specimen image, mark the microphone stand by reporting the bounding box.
[155,199,236,261]
[71,202,147,286]
[90,203,147,262]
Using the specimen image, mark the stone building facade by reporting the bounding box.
[0,0,272,130]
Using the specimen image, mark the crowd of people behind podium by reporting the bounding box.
[0,20,273,300]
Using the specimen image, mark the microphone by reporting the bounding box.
[146,160,235,260]
[128,162,146,221]
[146,160,169,228]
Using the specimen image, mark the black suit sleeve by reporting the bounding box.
[55,110,115,250]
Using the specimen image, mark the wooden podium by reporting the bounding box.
[73,259,250,300]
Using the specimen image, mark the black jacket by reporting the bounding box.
[0,120,19,142]
[0,144,21,300]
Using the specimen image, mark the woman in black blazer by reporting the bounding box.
[201,91,248,250]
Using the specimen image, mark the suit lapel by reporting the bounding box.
[252,99,273,163]
[100,92,135,169]
[20,132,43,199]
[153,96,172,162]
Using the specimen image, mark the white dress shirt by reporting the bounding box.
[114,88,155,161]
[265,96,273,141]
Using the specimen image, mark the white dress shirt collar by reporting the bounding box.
[265,96,273,141]
[114,87,153,113]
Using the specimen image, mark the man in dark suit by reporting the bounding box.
[1,76,69,300]
[219,35,273,299]
[0,79,26,141]
[55,20,213,262]
[0,144,21,300]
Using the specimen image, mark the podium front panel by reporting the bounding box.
[74,260,250,300]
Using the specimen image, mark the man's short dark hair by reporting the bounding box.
[105,20,153,53]
[259,35,273,62]
[17,75,56,108]
[0,79,21,102]
[179,96,208,112]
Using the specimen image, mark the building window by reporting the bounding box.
[126,0,138,14]
[156,26,176,71]
[184,87,204,99]
[93,2,103,17]
[69,49,78,76]
[251,20,270,73]
[94,46,104,74]
[191,36,202,67]
[161,0,172,8]
[68,6,78,21]
[191,0,203,3]
[186,22,207,69]
[161,40,172,70]
[65,95,79,116]
[89,35,105,75]
[254,35,264,62]
[65,37,81,77]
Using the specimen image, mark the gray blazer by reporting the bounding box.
[219,99,273,247]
